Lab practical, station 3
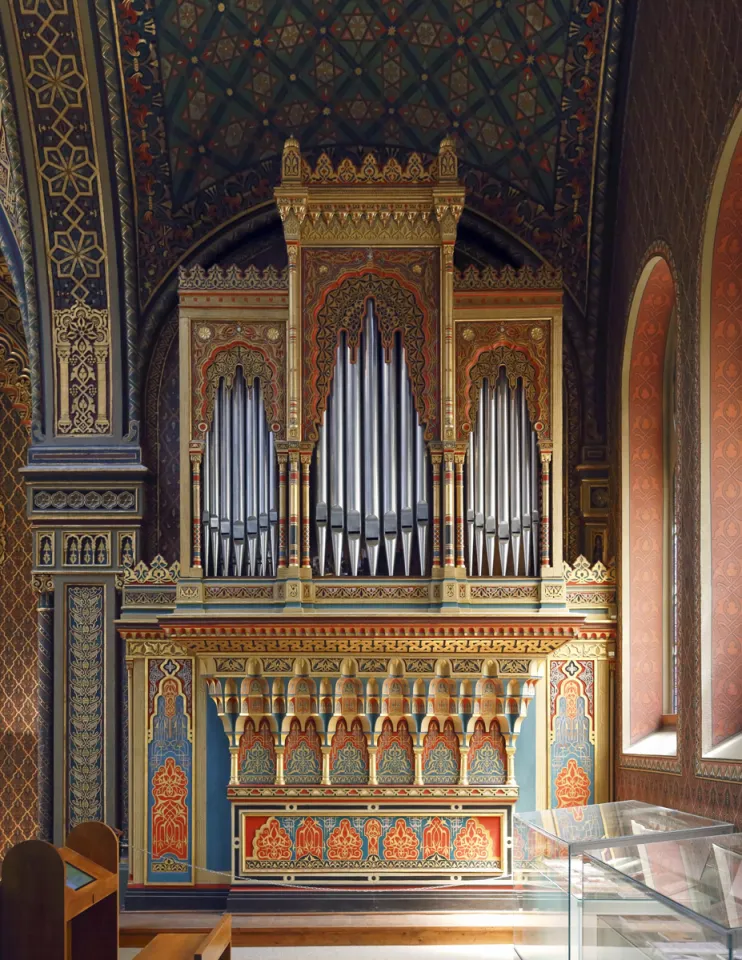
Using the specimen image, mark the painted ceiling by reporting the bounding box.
[116,0,620,311]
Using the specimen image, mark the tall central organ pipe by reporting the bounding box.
[201,369,278,576]
[315,302,429,576]
[466,369,540,577]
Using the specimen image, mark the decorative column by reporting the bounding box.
[505,747,516,786]
[454,446,466,570]
[321,747,331,786]
[288,449,300,570]
[56,344,71,432]
[277,451,288,569]
[369,747,378,786]
[414,746,424,786]
[443,450,455,568]
[275,746,285,786]
[94,343,109,432]
[189,444,203,569]
[431,449,442,572]
[300,447,313,572]
[435,137,463,444]
[460,746,469,786]
[540,451,552,570]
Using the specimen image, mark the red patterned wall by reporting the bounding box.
[610,0,742,824]
[0,390,37,858]
[627,260,673,744]
[709,132,742,746]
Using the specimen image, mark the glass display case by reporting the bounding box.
[513,801,733,960]
[581,833,742,959]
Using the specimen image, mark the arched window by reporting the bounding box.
[621,256,678,756]
[700,107,742,760]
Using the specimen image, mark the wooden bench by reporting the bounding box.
[135,914,231,960]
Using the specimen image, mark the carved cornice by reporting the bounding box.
[303,151,438,185]
[179,264,288,291]
[454,264,563,290]
[276,138,465,246]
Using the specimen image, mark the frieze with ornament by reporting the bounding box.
[237,808,505,878]
[179,264,288,291]
[563,555,616,584]
[454,264,564,291]
[123,556,180,585]
[32,488,138,514]
[301,248,440,443]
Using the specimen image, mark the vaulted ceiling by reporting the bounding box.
[116,0,623,312]
[0,0,626,442]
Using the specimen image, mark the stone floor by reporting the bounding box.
[121,948,514,959]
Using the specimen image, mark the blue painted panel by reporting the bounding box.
[515,700,537,813]
[206,693,231,873]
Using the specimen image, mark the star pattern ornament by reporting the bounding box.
[118,0,616,308]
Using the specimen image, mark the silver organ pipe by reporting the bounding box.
[201,371,278,577]
[219,381,232,572]
[209,393,220,568]
[485,379,496,576]
[314,303,429,576]
[466,428,475,575]
[399,347,414,575]
[414,409,429,576]
[466,369,540,576]
[382,338,398,575]
[202,427,211,575]
[345,339,363,575]
[531,429,540,575]
[231,370,246,576]
[316,404,329,576]
[257,388,268,575]
[330,339,345,576]
[363,302,381,576]
[268,428,278,576]
[496,367,510,576]
[246,383,258,576]
[520,384,532,577]
[509,380,522,575]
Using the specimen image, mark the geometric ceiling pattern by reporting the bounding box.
[158,0,566,209]
[116,0,619,312]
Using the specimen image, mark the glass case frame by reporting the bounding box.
[581,832,742,960]
[513,800,733,960]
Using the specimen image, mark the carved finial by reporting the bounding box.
[438,136,458,182]
[281,137,302,183]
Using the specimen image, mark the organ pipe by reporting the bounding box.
[466,371,540,576]
[363,302,381,576]
[201,373,278,577]
[314,303,429,576]
[382,339,398,575]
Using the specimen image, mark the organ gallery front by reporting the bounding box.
[118,138,615,905]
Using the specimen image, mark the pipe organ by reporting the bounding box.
[202,372,278,577]
[466,374,540,578]
[121,138,616,908]
[316,311,430,577]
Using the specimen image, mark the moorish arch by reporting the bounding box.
[621,254,677,750]
[700,104,742,758]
